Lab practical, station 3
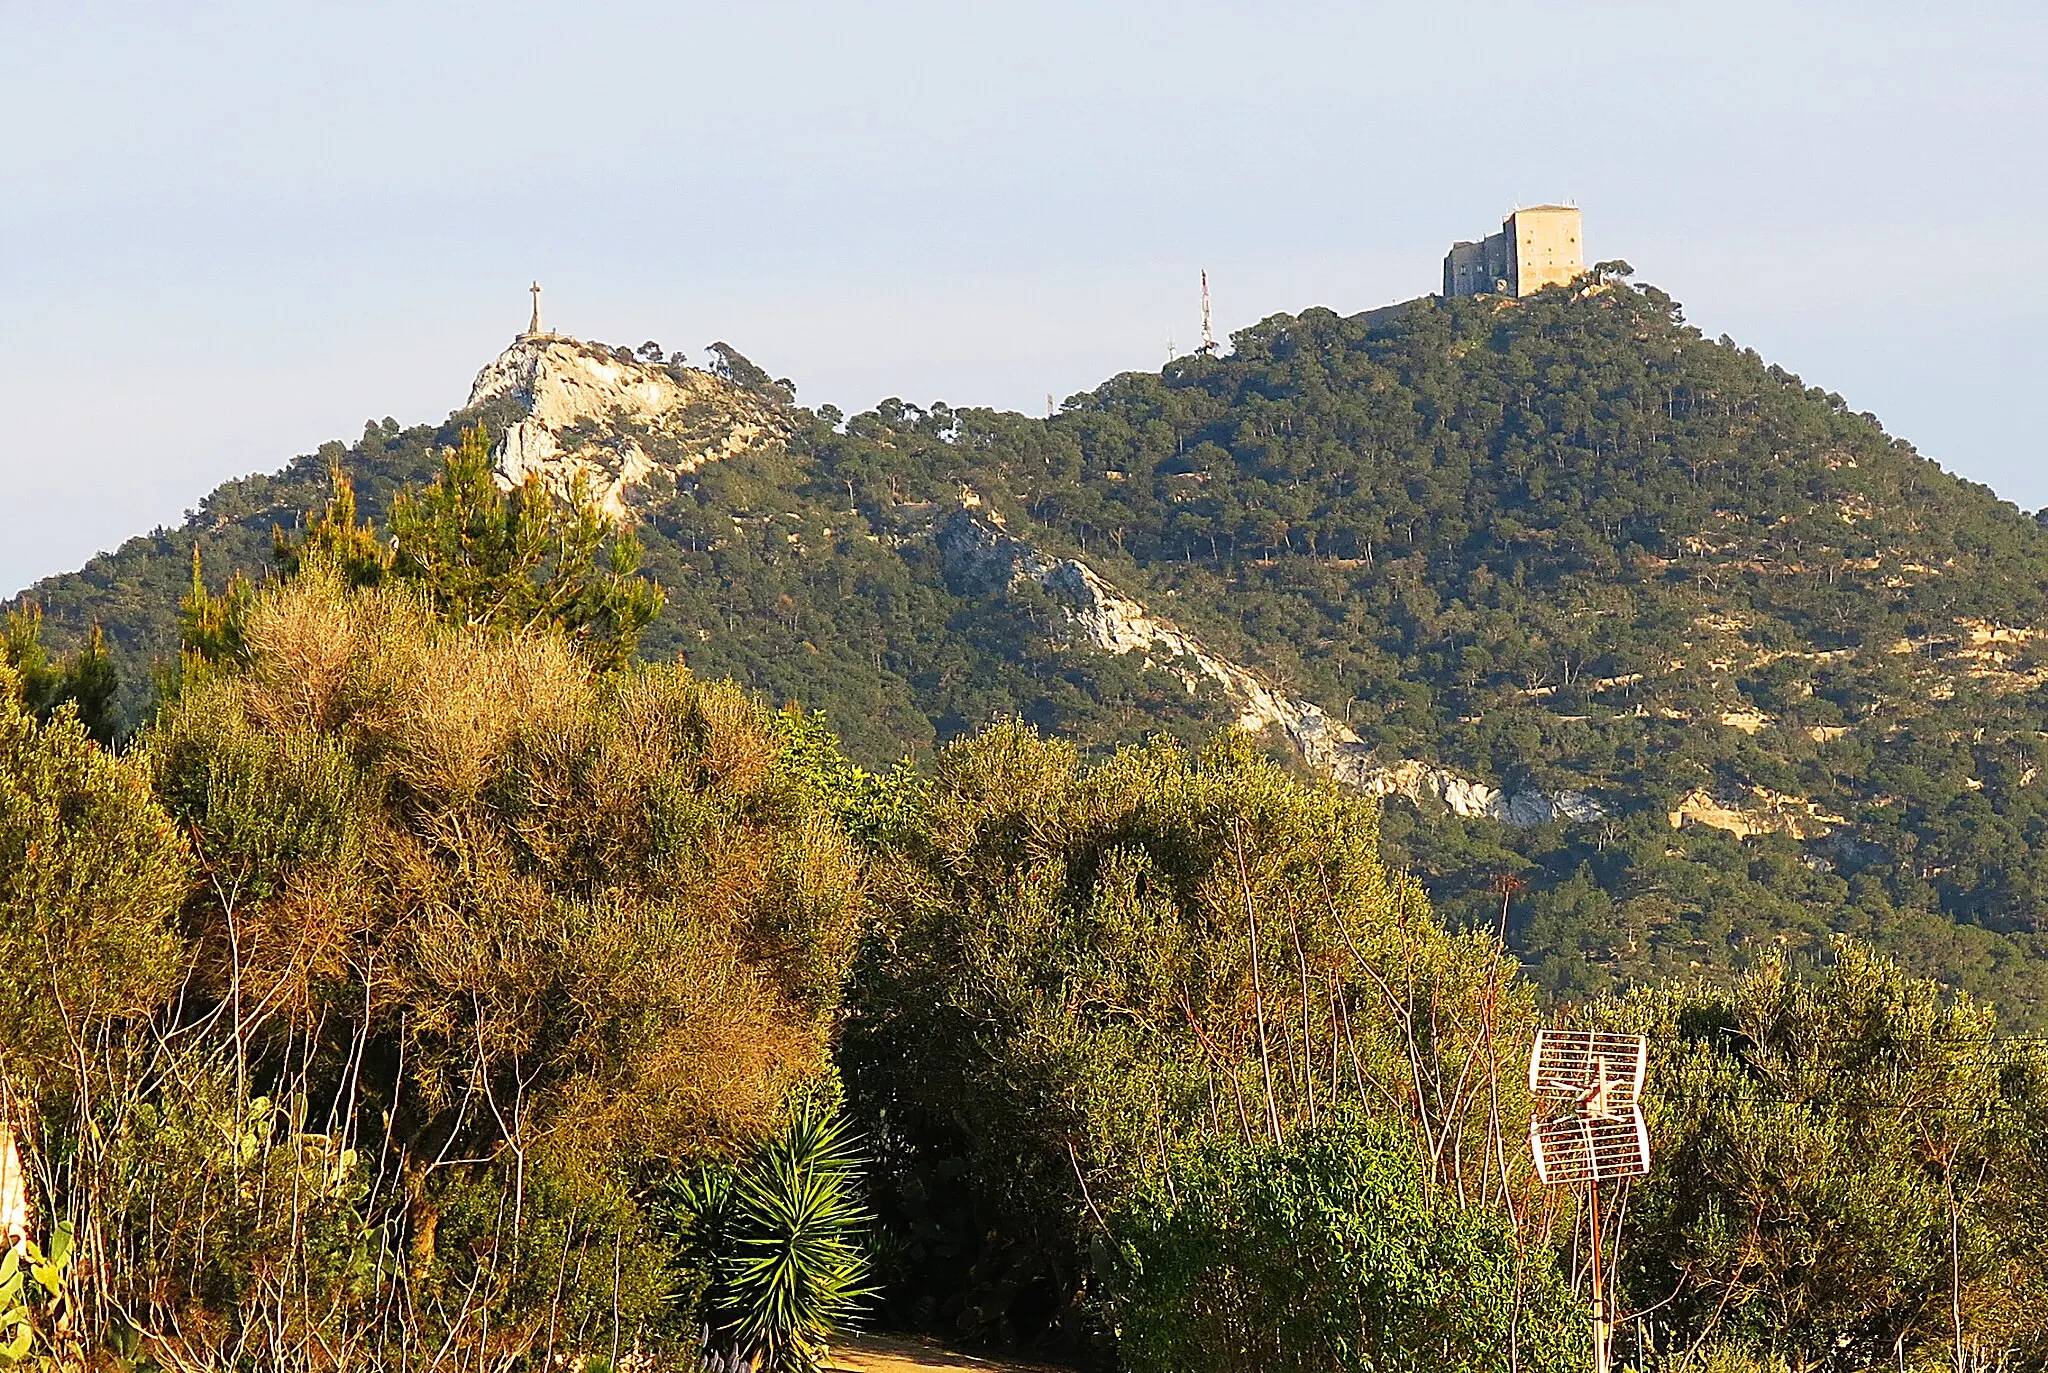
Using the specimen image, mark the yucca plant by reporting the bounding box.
[675,1107,873,1373]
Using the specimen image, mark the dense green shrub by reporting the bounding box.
[428,1156,682,1366]
[0,660,188,1091]
[1595,945,2048,1370]
[1109,1117,1583,1373]
[843,722,1545,1353]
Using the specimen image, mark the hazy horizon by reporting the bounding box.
[7,0,2044,597]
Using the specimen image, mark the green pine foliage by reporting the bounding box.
[385,424,664,670]
[1,605,118,744]
[272,462,393,588]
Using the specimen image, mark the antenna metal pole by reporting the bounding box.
[1528,1030,1648,1373]
[1588,1178,1609,1373]
[1200,269,1214,354]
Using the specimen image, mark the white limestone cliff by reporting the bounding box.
[466,335,786,522]
[937,503,1605,826]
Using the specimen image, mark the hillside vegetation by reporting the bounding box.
[17,279,2048,1024]
[3,425,2047,1371]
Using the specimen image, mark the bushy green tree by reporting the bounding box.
[1110,1117,1583,1373]
[768,705,925,850]
[842,722,1547,1351]
[385,424,664,670]
[226,427,665,678]
[1595,944,2048,1369]
[0,661,188,1091]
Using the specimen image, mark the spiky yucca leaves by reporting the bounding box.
[676,1106,873,1373]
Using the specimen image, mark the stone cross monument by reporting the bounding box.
[526,281,544,338]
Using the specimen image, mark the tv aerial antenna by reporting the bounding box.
[1528,1029,1651,1373]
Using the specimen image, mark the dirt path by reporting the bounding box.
[824,1333,1070,1373]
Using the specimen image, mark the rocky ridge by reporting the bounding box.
[1667,787,1846,841]
[935,499,1605,826]
[467,334,787,521]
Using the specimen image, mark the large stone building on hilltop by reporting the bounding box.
[1442,205,1584,297]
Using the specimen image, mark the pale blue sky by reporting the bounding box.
[5,1,2044,596]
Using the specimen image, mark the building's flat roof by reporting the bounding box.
[1512,204,1579,214]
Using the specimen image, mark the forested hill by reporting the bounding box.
[17,278,2048,1023]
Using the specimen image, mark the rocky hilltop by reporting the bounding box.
[457,328,1603,827]
[468,335,787,519]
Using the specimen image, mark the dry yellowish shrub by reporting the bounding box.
[240,567,362,732]
[372,632,585,810]
[147,567,863,1186]
[689,677,778,797]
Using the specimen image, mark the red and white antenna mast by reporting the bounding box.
[1199,269,1215,354]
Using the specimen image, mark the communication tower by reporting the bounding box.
[1199,269,1215,355]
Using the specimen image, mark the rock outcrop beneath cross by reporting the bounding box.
[466,336,787,522]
